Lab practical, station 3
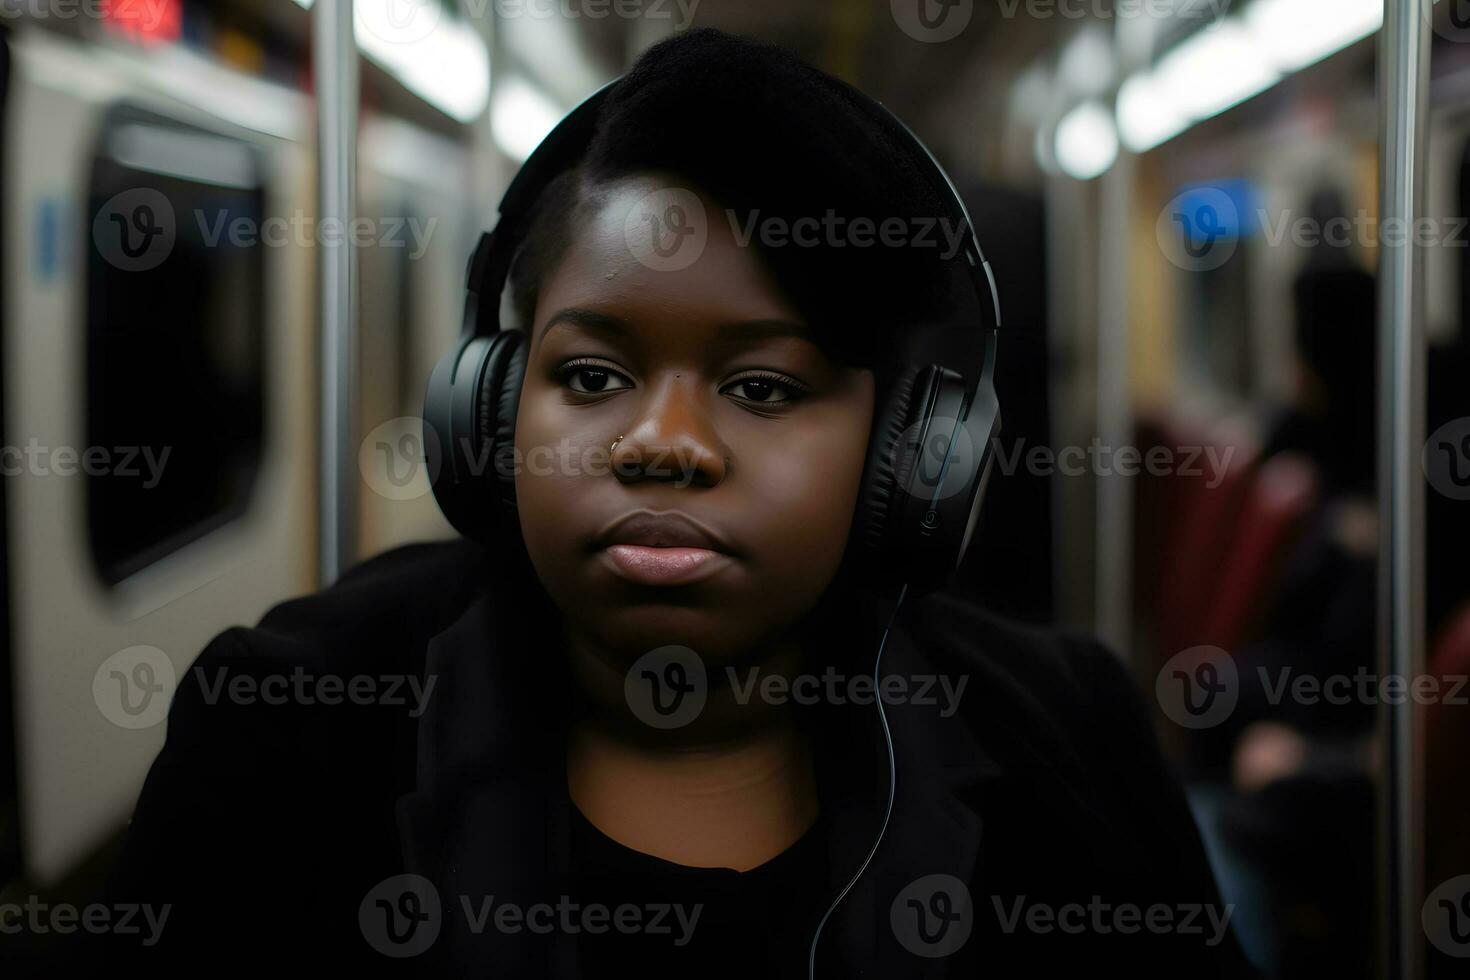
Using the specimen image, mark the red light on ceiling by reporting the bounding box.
[101,0,183,47]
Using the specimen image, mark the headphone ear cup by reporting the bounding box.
[852,364,929,571]
[476,330,527,525]
[423,330,527,542]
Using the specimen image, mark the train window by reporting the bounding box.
[85,105,266,585]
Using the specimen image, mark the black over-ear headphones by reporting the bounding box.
[424,76,1003,596]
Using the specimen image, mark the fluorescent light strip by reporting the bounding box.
[1155,20,1280,121]
[1245,0,1383,72]
[1055,101,1119,180]
[292,0,490,123]
[1115,0,1392,154]
[491,76,563,162]
[1116,72,1190,154]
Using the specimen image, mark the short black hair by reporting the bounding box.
[507,28,963,396]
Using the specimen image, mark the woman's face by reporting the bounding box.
[514,175,875,670]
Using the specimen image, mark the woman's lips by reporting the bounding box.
[600,544,733,587]
[593,510,737,586]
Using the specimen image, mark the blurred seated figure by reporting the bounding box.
[1230,191,1379,751]
[1422,322,1470,980]
[1182,189,1380,980]
[1172,191,1379,774]
[1426,604,1470,980]
[1258,191,1379,501]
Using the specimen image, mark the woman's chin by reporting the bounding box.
[574,607,768,672]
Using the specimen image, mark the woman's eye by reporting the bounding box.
[560,362,633,395]
[722,375,808,405]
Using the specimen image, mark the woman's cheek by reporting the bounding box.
[742,423,868,589]
[514,405,594,582]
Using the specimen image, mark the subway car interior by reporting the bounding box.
[0,0,1465,976]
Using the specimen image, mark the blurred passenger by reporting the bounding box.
[1192,188,1379,979]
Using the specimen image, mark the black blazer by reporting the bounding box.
[101,539,1259,978]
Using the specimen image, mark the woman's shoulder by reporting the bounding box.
[906,588,1140,717]
[166,538,494,742]
[105,539,497,965]
[901,588,1164,772]
[197,537,491,667]
[901,589,1240,953]
[251,537,494,651]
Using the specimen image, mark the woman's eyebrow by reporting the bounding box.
[535,308,628,345]
[535,311,813,348]
[711,319,814,347]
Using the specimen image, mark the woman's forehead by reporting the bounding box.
[536,180,807,337]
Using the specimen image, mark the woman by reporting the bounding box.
[104,29,1256,979]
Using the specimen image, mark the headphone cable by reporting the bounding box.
[806,580,909,980]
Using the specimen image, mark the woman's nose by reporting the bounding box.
[609,378,729,488]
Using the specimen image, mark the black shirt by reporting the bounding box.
[565,795,830,979]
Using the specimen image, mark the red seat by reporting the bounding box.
[1198,452,1319,651]
[1427,603,1470,893]
[1152,416,1259,655]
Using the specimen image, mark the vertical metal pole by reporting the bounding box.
[1095,17,1146,658]
[316,0,358,584]
[1096,152,1134,657]
[1378,2,1428,978]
